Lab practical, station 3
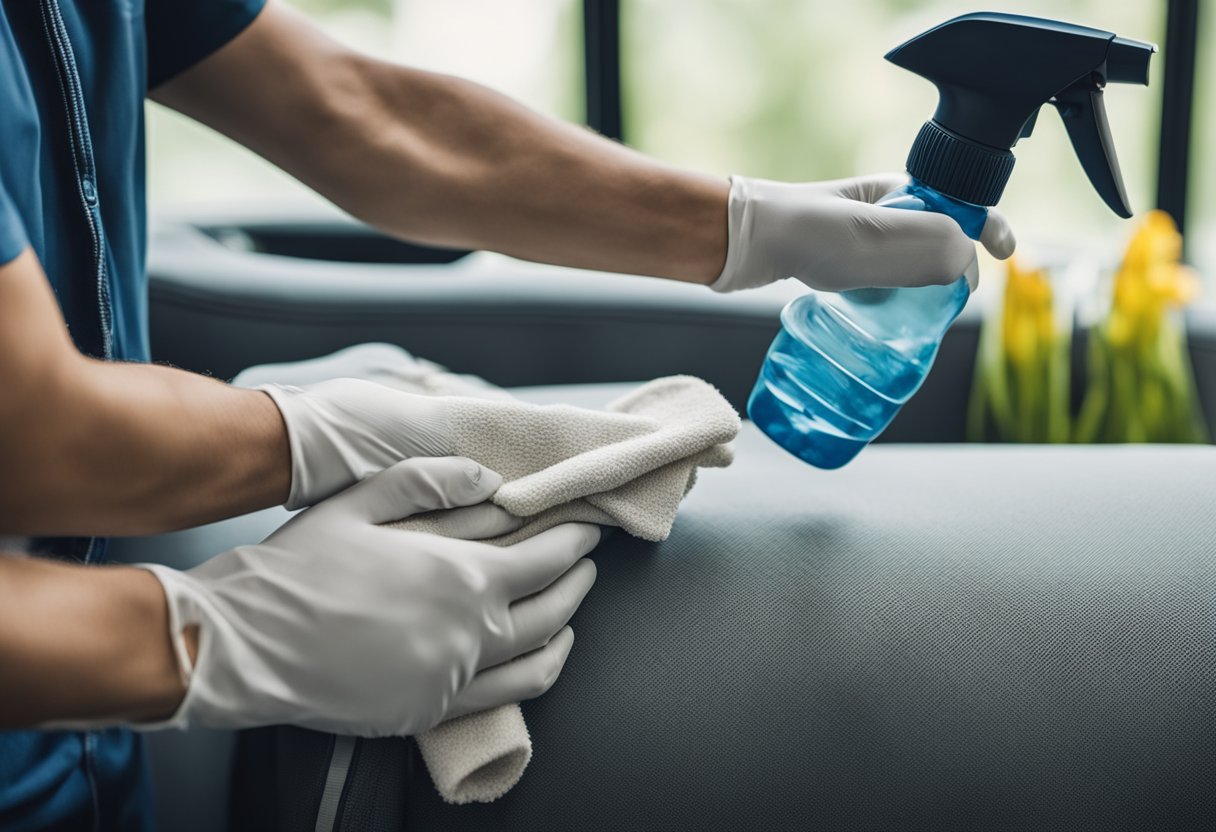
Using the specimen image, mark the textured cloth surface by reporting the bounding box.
[414,705,532,805]
[390,378,737,546]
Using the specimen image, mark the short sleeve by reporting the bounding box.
[145,0,267,89]
[0,181,29,268]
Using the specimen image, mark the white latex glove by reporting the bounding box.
[137,456,600,737]
[260,378,455,509]
[710,173,1016,294]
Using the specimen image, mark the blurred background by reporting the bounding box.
[145,0,1211,283]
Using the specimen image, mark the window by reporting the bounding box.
[1191,3,1214,282]
[145,0,581,210]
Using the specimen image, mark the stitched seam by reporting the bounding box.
[81,732,101,832]
[38,0,112,360]
[49,4,112,358]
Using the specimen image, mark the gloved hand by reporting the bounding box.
[710,172,1016,294]
[138,456,600,737]
[260,377,455,509]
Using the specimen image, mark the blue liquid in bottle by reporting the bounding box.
[747,179,988,468]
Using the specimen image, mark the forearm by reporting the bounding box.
[0,552,189,728]
[328,64,731,283]
[1,357,288,536]
[0,251,289,536]
[152,6,730,284]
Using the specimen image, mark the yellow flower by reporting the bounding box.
[1109,210,1200,346]
[1001,255,1054,365]
[1077,208,1210,445]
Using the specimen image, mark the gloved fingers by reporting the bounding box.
[414,503,525,541]
[854,205,978,288]
[980,207,1016,260]
[444,626,575,722]
[318,457,503,525]
[830,171,910,204]
[485,558,596,668]
[495,523,602,600]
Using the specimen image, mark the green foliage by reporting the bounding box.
[291,0,391,16]
[967,258,1072,443]
[969,212,1209,446]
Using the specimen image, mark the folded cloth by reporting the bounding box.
[240,343,741,804]
[414,703,533,805]
[390,377,738,546]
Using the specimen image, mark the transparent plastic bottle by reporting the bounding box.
[747,178,987,469]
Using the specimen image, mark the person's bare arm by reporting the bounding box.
[150,2,730,285]
[0,551,193,727]
[0,249,289,536]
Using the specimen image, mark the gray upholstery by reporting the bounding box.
[404,428,1216,831]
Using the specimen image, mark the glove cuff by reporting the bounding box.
[258,383,328,510]
[126,564,204,732]
[709,175,762,294]
[259,381,454,510]
[131,558,296,733]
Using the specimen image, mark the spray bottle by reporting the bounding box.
[747,12,1156,468]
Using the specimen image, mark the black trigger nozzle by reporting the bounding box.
[1016,108,1040,144]
[1105,36,1156,85]
[886,13,1156,214]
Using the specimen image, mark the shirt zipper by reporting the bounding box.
[37,0,113,361]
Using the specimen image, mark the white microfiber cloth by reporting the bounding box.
[389,376,739,546]
[413,703,534,805]
[236,344,740,804]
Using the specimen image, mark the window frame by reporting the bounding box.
[582,0,623,140]
[1156,0,1200,247]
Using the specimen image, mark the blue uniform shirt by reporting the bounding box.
[0,1,264,828]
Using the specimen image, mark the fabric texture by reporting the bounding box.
[145,0,267,88]
[0,0,263,362]
[0,728,155,832]
[413,705,533,805]
[0,180,27,266]
[325,345,739,803]
[404,434,1216,831]
[388,377,738,546]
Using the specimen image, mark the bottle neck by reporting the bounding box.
[902,178,989,241]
